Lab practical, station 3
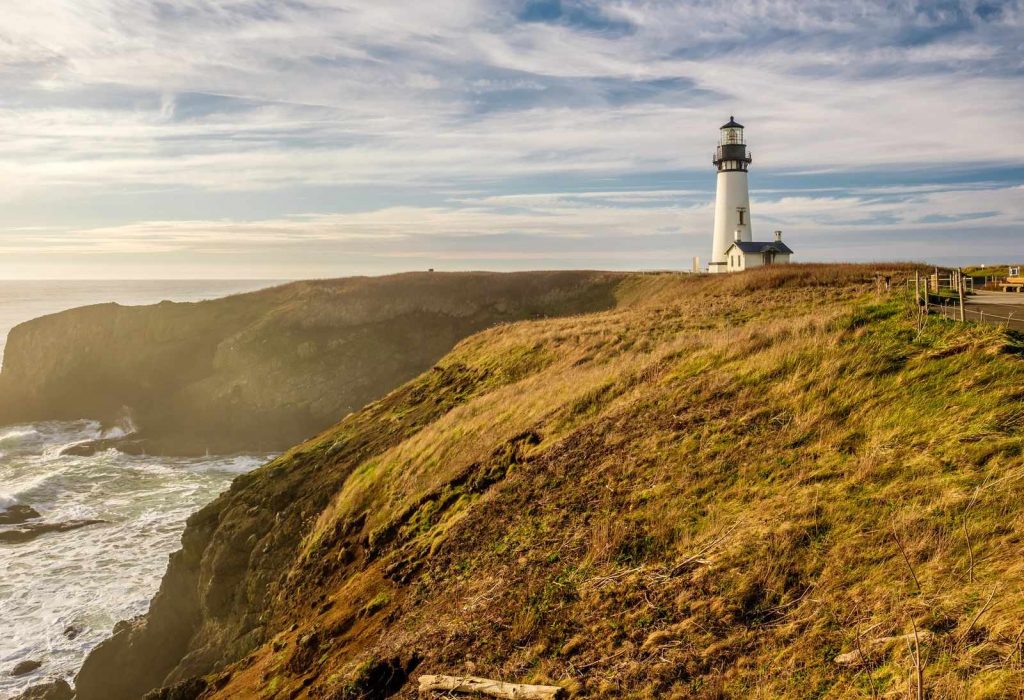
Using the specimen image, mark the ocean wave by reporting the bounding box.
[101,412,137,440]
[0,420,268,696]
[0,470,70,512]
[2,421,104,461]
[0,427,39,444]
[192,454,271,474]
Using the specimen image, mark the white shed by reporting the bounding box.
[724,231,793,272]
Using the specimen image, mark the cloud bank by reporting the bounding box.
[0,0,1021,276]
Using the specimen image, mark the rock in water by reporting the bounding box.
[0,505,41,525]
[13,679,74,700]
[10,659,42,676]
[60,437,149,457]
[0,519,106,544]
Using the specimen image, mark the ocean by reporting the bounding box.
[0,280,279,698]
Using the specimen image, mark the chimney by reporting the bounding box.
[774,230,782,242]
[734,229,741,242]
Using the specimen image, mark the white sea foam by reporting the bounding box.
[101,413,137,441]
[0,428,38,445]
[0,420,268,697]
[192,454,270,475]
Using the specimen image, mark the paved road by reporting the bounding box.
[945,291,1024,331]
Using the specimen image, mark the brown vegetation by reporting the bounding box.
[76,263,1024,699]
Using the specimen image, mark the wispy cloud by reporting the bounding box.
[0,0,1021,276]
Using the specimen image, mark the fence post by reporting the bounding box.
[915,271,920,306]
[958,267,966,322]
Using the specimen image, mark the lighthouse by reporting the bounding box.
[709,117,753,273]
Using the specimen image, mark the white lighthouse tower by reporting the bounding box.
[709,117,753,273]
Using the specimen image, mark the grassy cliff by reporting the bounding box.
[75,265,1024,699]
[0,272,625,455]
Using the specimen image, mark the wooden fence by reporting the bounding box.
[934,302,1024,331]
[912,268,1024,331]
[911,269,969,321]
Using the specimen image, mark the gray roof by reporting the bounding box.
[728,240,794,255]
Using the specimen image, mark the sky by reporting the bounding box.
[0,0,1022,279]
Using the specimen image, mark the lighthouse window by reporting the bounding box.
[723,128,742,145]
[737,209,746,226]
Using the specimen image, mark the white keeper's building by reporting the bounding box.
[724,231,793,272]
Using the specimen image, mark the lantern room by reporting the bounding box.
[712,116,752,173]
[720,116,744,145]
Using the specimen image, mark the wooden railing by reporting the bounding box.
[911,268,1024,330]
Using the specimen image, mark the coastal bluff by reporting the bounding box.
[0,271,626,455]
[71,264,1024,700]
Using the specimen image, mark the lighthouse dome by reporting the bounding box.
[721,116,744,129]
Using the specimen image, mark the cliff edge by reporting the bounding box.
[0,271,625,455]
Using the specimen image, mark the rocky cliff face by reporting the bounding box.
[0,272,625,455]
[72,264,1024,699]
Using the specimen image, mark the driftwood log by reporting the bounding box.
[418,675,566,699]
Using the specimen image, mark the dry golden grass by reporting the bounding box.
[203,264,1024,699]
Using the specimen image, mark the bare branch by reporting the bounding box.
[890,524,921,592]
[1002,624,1024,667]
[963,518,975,583]
[905,617,923,700]
[958,585,1000,646]
[856,620,879,699]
